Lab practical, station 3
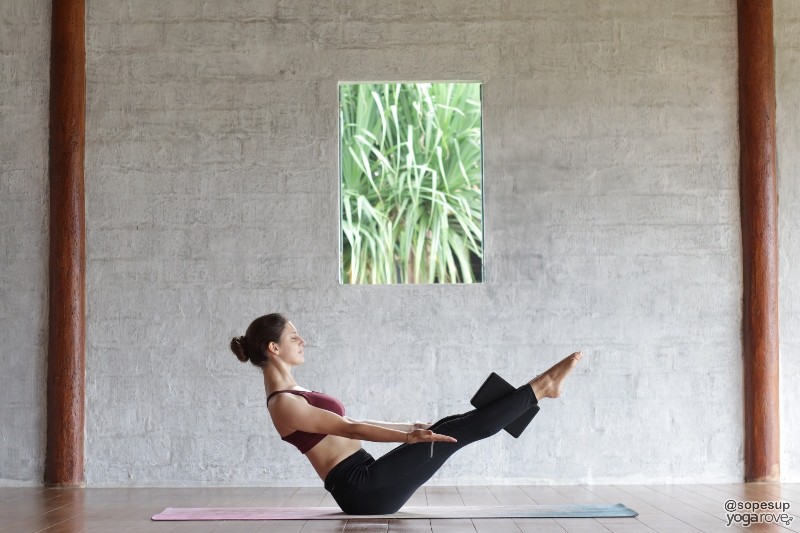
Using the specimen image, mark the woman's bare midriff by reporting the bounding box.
[303,434,363,481]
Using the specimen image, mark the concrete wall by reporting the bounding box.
[776,0,800,483]
[0,0,50,487]
[2,0,796,487]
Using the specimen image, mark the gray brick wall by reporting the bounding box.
[776,0,800,483]
[5,0,797,486]
[0,0,49,486]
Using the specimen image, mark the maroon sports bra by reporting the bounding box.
[267,389,346,454]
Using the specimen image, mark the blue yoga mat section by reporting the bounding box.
[152,503,638,521]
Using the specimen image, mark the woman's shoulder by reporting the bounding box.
[267,387,313,403]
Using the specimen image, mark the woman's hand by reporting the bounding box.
[407,428,457,444]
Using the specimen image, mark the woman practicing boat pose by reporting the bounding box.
[230,313,583,515]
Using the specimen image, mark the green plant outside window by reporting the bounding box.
[339,82,484,284]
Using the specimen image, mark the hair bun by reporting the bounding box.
[230,336,249,363]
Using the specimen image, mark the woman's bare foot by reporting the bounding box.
[529,352,583,400]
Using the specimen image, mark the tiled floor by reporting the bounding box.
[0,483,798,532]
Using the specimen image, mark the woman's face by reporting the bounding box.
[271,322,305,364]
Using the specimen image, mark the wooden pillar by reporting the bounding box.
[45,0,86,487]
[737,0,780,483]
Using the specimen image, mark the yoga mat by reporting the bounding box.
[152,503,638,521]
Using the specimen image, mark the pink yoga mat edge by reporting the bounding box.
[152,507,350,521]
[151,503,638,521]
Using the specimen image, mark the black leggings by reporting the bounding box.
[323,383,538,514]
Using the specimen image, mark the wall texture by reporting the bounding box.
[80,0,743,486]
[776,0,800,483]
[3,0,796,487]
[0,0,49,487]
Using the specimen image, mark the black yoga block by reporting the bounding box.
[470,372,540,438]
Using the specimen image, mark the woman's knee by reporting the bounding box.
[429,412,465,431]
[439,416,500,443]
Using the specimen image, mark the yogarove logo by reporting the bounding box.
[724,499,793,527]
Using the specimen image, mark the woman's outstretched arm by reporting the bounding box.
[344,417,413,432]
[345,418,433,431]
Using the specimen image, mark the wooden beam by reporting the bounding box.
[45,0,86,488]
[737,0,780,482]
